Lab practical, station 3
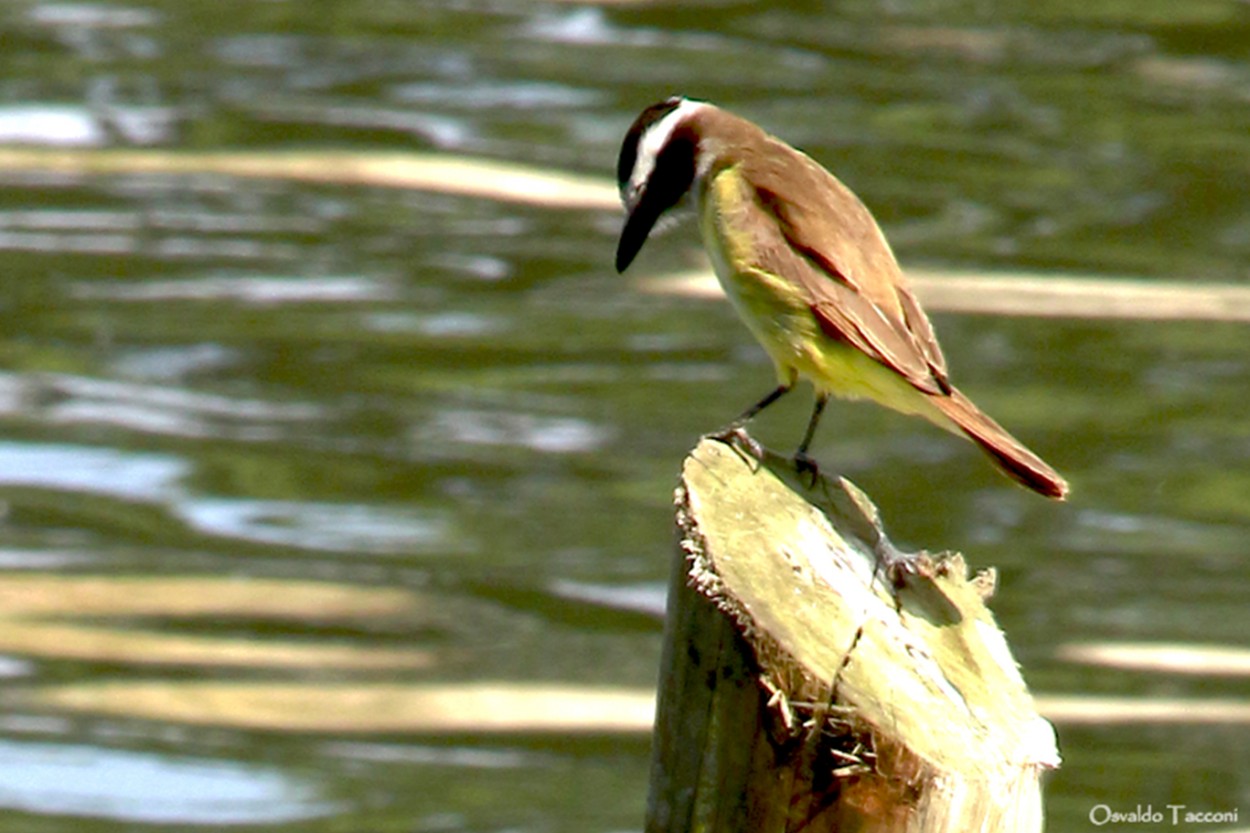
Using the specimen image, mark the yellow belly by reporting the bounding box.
[699,167,944,424]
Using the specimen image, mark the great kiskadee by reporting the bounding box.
[615,96,1068,500]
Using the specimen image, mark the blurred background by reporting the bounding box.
[0,0,1248,830]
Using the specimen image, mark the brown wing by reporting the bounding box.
[745,141,949,392]
[748,223,947,395]
[896,282,947,386]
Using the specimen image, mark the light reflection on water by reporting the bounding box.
[0,441,452,554]
[0,740,334,825]
[0,106,106,147]
[176,497,451,554]
[72,274,398,304]
[424,408,612,455]
[0,442,186,503]
[21,372,323,438]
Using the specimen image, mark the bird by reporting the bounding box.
[614,96,1068,500]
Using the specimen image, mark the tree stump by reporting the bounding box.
[647,438,1059,833]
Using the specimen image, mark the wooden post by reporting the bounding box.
[646,438,1059,833]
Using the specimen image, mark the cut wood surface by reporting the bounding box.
[650,437,1059,833]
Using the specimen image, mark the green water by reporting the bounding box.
[0,0,1247,830]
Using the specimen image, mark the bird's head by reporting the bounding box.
[614,96,712,273]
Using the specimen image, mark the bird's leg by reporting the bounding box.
[709,383,793,459]
[794,393,830,482]
[872,538,929,587]
[735,383,794,424]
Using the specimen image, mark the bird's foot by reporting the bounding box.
[872,538,931,588]
[793,451,821,487]
[707,422,764,462]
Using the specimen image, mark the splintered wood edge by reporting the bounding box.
[676,439,1059,782]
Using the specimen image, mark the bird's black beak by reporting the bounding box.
[615,190,662,273]
[614,127,696,273]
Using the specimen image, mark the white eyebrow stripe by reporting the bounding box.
[628,98,707,200]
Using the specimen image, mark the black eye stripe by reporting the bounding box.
[653,126,695,179]
[644,124,697,209]
[617,97,685,189]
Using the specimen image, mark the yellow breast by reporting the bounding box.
[696,165,943,421]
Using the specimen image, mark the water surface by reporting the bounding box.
[0,1,1248,830]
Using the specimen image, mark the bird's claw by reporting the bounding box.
[708,423,764,461]
[794,451,821,487]
[873,539,930,588]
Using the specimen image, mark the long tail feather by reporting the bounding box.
[930,388,1069,500]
